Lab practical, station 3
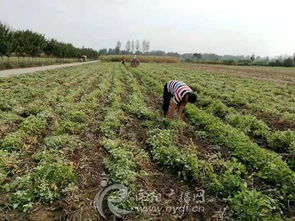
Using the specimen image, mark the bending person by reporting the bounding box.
[162,80,197,120]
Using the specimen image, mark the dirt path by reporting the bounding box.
[0,60,99,78]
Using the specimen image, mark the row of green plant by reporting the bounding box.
[41,64,106,141]
[3,153,76,212]
[102,139,146,210]
[0,57,79,70]
[38,63,112,139]
[130,64,295,214]
[0,68,86,131]
[0,111,22,138]
[123,67,285,220]
[226,114,295,152]
[0,65,100,201]
[0,65,92,112]
[0,111,52,151]
[0,150,18,185]
[99,65,147,211]
[13,64,114,212]
[138,63,295,126]
[147,129,283,220]
[99,68,124,139]
[135,64,294,214]
[185,105,295,199]
[0,64,100,141]
[99,55,180,63]
[0,82,85,157]
[0,63,112,212]
[197,97,295,154]
[134,64,295,169]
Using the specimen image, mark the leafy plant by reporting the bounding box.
[1,131,26,151]
[19,115,48,135]
[64,109,88,123]
[186,105,295,201]
[44,134,80,149]
[8,162,76,212]
[206,100,231,118]
[56,120,85,135]
[226,114,270,137]
[229,190,280,221]
[267,130,295,153]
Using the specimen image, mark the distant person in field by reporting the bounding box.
[163,80,197,120]
[131,56,140,67]
[120,57,126,65]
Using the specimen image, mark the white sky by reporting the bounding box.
[0,0,294,56]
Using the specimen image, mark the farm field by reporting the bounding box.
[0,60,99,78]
[173,63,295,85]
[0,57,79,71]
[0,62,294,220]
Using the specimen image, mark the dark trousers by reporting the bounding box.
[162,83,172,114]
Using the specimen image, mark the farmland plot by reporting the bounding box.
[0,62,294,220]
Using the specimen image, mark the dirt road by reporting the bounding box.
[0,60,99,78]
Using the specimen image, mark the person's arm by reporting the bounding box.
[177,101,187,120]
[168,102,177,119]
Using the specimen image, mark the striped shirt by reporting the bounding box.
[166,80,192,104]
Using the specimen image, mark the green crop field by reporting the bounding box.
[0,57,79,70]
[0,62,294,220]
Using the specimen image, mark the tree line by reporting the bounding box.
[0,22,99,60]
[98,40,151,55]
[184,52,295,67]
[2,21,294,67]
[100,43,295,67]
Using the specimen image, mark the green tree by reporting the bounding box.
[125,41,131,53]
[131,40,134,54]
[14,30,46,57]
[193,53,202,59]
[98,48,108,55]
[115,41,121,54]
[283,57,294,67]
[250,54,255,62]
[0,23,15,59]
[135,40,140,54]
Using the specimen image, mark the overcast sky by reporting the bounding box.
[0,0,294,56]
